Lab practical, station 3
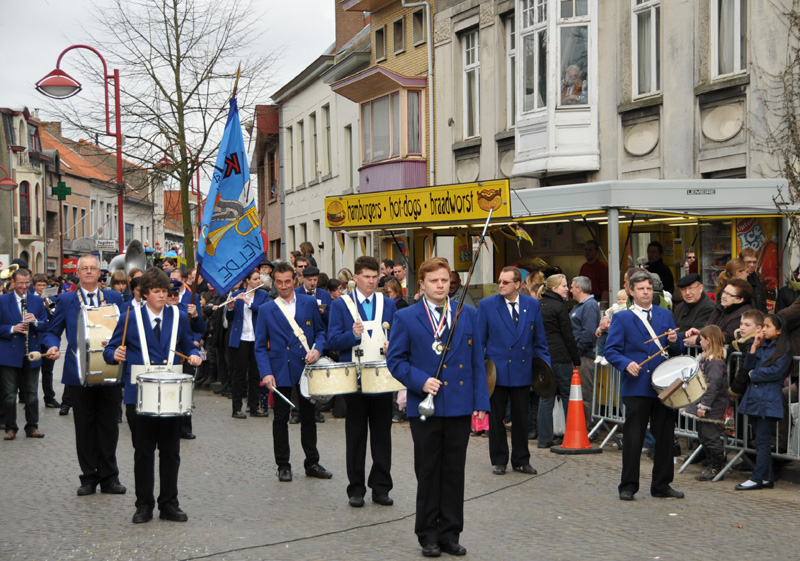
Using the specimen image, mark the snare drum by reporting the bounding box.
[651,356,707,409]
[77,305,122,386]
[360,361,405,394]
[136,371,194,416]
[302,357,358,397]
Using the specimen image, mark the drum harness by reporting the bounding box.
[636,312,684,381]
[131,304,180,374]
[342,292,386,381]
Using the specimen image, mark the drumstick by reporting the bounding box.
[121,307,131,347]
[271,386,296,409]
[638,349,666,368]
[173,350,193,361]
[643,329,681,345]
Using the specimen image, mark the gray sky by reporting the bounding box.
[0,0,336,116]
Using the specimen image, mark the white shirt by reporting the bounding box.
[81,288,100,306]
[426,298,452,329]
[280,293,297,318]
[632,304,653,324]
[504,296,519,320]
[241,294,255,342]
[144,305,165,333]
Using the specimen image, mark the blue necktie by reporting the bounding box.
[153,318,161,339]
[435,306,450,343]
[512,302,519,325]
[87,293,95,307]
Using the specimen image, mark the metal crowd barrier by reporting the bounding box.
[588,346,800,480]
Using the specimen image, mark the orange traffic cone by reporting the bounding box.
[551,369,602,455]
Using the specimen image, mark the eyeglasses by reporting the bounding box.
[296,264,306,269]
[686,256,696,261]
[79,267,100,272]
[497,280,518,285]
[722,290,740,298]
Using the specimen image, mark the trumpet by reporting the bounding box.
[0,263,19,280]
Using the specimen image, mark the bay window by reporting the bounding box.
[633,0,660,97]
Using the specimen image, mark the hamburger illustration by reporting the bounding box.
[327,201,345,226]
[476,187,502,212]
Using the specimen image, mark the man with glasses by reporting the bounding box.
[294,256,309,288]
[683,250,698,275]
[45,254,126,496]
[740,247,767,312]
[478,266,549,476]
[673,273,715,338]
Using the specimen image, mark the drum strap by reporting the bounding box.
[133,304,180,368]
[275,298,311,353]
[637,313,669,358]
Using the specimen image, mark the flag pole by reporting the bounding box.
[231,63,242,99]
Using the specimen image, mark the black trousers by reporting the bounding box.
[70,384,122,486]
[231,341,260,412]
[125,404,181,509]
[0,362,39,433]
[272,384,319,470]
[344,392,393,498]
[217,332,232,390]
[620,396,676,495]
[409,415,471,546]
[489,385,530,467]
[40,356,56,401]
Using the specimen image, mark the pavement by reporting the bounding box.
[2,365,800,561]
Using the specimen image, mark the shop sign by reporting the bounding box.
[63,258,79,274]
[324,180,510,229]
[96,239,117,250]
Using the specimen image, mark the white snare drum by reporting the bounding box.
[360,361,405,394]
[77,305,122,386]
[302,357,358,397]
[136,371,194,416]
[651,356,707,409]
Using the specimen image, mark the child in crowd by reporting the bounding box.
[595,289,628,365]
[682,325,728,481]
[729,309,766,398]
[735,314,792,490]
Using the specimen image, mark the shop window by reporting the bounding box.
[394,17,405,54]
[633,0,660,97]
[506,15,517,128]
[361,93,401,163]
[408,91,421,154]
[375,26,387,62]
[462,30,480,139]
[521,0,547,112]
[712,0,747,77]
[413,10,426,45]
[19,181,31,235]
[558,2,590,107]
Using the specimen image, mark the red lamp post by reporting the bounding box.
[36,44,126,253]
[156,144,202,243]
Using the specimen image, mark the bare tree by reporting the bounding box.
[50,0,279,269]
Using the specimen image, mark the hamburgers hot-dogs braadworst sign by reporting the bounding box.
[324,180,510,230]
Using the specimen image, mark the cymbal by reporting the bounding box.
[531,357,556,399]
[485,359,497,397]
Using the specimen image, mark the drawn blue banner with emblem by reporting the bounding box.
[197,98,265,294]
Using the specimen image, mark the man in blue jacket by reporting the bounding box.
[44,254,126,497]
[478,266,550,476]
[295,265,332,325]
[604,270,684,501]
[387,257,490,558]
[569,276,601,431]
[255,262,332,483]
[0,268,49,440]
[327,256,397,508]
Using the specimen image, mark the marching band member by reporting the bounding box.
[254,262,332,482]
[45,254,127,497]
[103,267,201,523]
[327,256,397,508]
[295,265,332,325]
[387,257,489,558]
[477,266,550,475]
[226,270,269,419]
[0,268,48,440]
[33,273,60,409]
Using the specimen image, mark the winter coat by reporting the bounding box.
[729,332,755,397]
[775,285,800,313]
[538,290,581,366]
[684,358,728,423]
[673,292,716,333]
[739,339,792,419]
[705,301,752,344]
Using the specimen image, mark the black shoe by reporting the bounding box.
[422,543,441,558]
[619,490,635,501]
[735,479,763,491]
[372,493,393,506]
[315,411,325,423]
[439,542,467,556]
[100,482,127,494]
[232,411,247,419]
[349,495,365,507]
[528,431,538,440]
[289,415,301,424]
[492,465,506,475]
[250,409,269,418]
[77,483,97,496]
[762,480,775,489]
[513,464,537,475]
[132,505,153,524]
[651,487,685,499]
[181,432,196,439]
[277,466,293,482]
[305,463,333,479]
[159,504,188,522]
[45,399,61,408]
[59,405,70,416]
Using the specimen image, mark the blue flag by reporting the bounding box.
[197,98,265,294]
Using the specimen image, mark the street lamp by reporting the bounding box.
[0,165,17,192]
[36,44,126,253]
[156,144,202,245]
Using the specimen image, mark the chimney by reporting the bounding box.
[41,122,62,137]
[335,0,367,52]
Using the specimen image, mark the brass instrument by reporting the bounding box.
[108,239,149,275]
[0,263,19,280]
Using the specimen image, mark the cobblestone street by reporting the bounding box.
[2,366,800,561]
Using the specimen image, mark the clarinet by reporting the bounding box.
[21,295,42,362]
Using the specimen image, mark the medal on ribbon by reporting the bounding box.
[423,298,448,355]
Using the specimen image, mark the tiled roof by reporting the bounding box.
[40,129,111,182]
